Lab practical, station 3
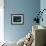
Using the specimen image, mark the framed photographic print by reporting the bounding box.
[11,14,24,25]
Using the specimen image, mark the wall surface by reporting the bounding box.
[40,0,46,26]
[4,0,40,42]
[0,0,4,42]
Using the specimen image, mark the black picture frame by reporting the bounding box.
[11,14,24,25]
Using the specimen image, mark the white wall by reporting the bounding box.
[40,0,46,9]
[0,0,4,42]
[40,0,46,27]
